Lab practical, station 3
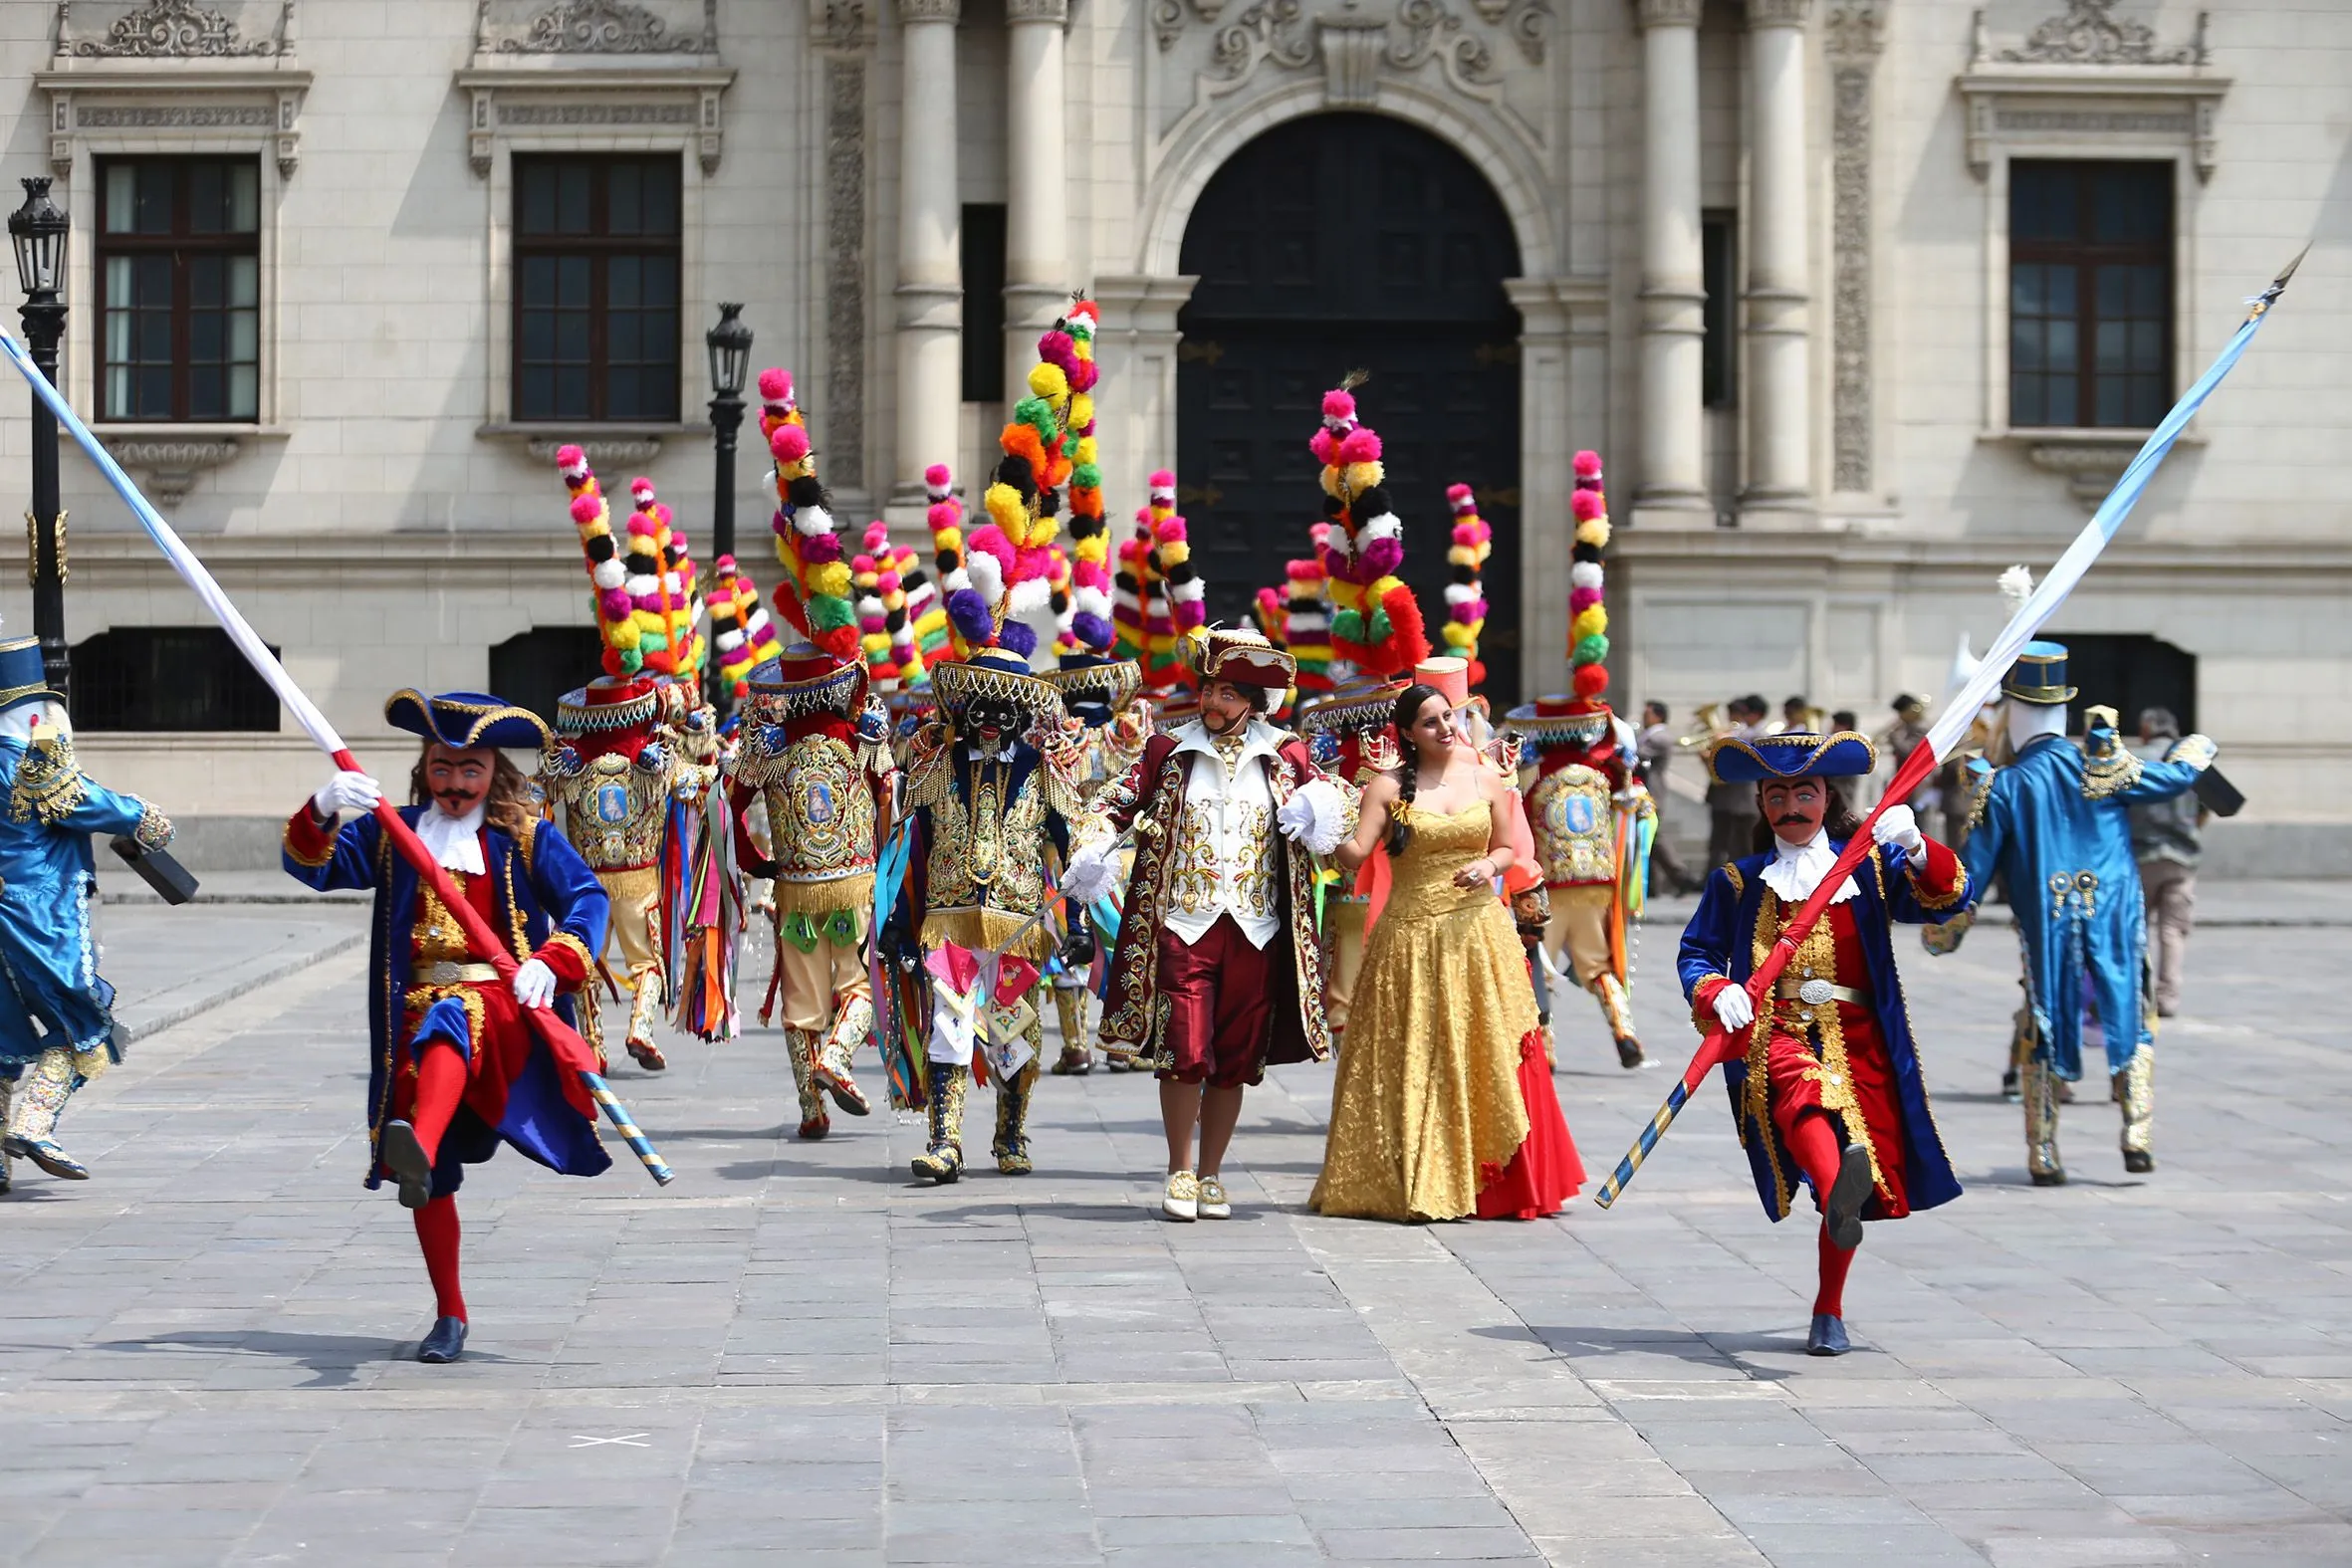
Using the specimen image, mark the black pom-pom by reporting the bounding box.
[787,474,826,509]
[1352,485,1392,519]
[1449,564,1475,584]
[1571,542,1602,563]
[1038,491,1059,518]
[1165,560,1197,585]
[936,550,958,574]
[997,455,1031,490]
[1321,495,1345,520]
[584,533,616,562]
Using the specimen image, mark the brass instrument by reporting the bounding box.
[1675,701,1730,751]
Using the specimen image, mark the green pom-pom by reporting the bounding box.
[1367,608,1393,644]
[1331,609,1365,643]
[812,598,858,631]
[1014,396,1058,441]
[640,627,670,651]
[1072,463,1100,489]
[619,649,644,673]
[1571,633,1609,667]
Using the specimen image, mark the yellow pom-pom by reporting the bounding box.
[1447,544,1476,567]
[1068,393,1093,432]
[812,562,853,599]
[1572,605,1607,641]
[1159,540,1190,567]
[984,482,1027,534]
[936,525,964,555]
[609,620,642,651]
[1025,515,1060,551]
[1575,518,1611,550]
[1072,434,1097,466]
[1343,461,1384,497]
[1028,362,1068,400]
[1368,574,1404,600]
[1320,469,1343,499]
[1443,622,1472,649]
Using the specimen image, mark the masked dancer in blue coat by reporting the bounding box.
[285,689,610,1364]
[1679,731,1971,1356]
[0,632,175,1191]
[1936,643,2214,1185]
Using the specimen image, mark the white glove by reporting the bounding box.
[1712,983,1756,1032]
[312,770,381,818]
[1059,843,1116,909]
[511,958,558,1009]
[1871,802,1925,858]
[1278,779,1348,855]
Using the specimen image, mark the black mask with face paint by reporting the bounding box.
[959,693,1025,747]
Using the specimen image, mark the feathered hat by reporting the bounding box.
[556,445,697,681]
[707,553,783,703]
[1564,450,1611,710]
[1442,484,1493,688]
[1311,377,1429,679]
[757,368,860,672]
[925,462,1060,719]
[1057,300,1117,659]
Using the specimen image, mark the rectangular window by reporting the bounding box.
[961,203,1008,404]
[95,157,261,423]
[2009,160,2171,429]
[70,627,280,732]
[1701,210,1736,409]
[514,154,682,423]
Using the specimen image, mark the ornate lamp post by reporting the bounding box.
[10,177,70,698]
[703,303,754,709]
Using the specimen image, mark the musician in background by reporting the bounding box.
[1635,700,1702,895]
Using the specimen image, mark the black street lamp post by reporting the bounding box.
[11,177,70,700]
[703,303,753,710]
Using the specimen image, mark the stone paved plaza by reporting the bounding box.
[3,890,2348,1566]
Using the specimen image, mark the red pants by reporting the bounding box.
[1764,1006,1909,1219]
[1155,915,1276,1089]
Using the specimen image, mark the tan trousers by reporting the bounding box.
[1543,883,1614,989]
[2139,858,2196,1015]
[775,910,872,1032]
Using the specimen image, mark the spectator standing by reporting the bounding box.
[1635,701,1702,894]
[2130,707,2203,1016]
[1704,696,1765,869]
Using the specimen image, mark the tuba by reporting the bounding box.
[1676,701,1730,751]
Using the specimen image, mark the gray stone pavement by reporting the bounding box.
[2,905,2346,1566]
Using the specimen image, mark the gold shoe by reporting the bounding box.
[1161,1169,1199,1222]
[1196,1176,1231,1221]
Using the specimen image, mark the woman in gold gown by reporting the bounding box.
[1309,685,1580,1222]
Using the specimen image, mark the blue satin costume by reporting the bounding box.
[1679,840,1969,1223]
[0,736,158,1073]
[1958,733,2205,1080]
[283,806,612,1194]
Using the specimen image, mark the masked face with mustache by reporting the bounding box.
[422,742,497,819]
[1758,778,1827,848]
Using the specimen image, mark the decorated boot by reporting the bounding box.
[1050,987,1093,1075]
[4,1046,91,1181]
[993,1057,1041,1176]
[813,997,873,1117]
[1594,973,1643,1069]
[2115,1045,2155,1174]
[910,1066,967,1184]
[786,1028,830,1140]
[2021,1056,2065,1186]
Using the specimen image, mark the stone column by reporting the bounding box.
[1091,274,1196,482]
[1634,0,1708,521]
[1743,0,1813,511]
[1003,0,1069,405]
[894,0,963,502]
[1825,0,1883,498]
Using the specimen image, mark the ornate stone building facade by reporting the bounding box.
[1,0,2346,867]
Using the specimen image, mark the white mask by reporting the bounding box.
[2005,699,2065,754]
[0,699,72,745]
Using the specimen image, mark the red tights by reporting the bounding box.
[1784,1108,1856,1319]
[413,1195,466,1322]
[405,1042,472,1324]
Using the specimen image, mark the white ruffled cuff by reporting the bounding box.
[1282,778,1349,857]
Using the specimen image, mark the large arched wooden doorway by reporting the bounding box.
[1176,112,1525,697]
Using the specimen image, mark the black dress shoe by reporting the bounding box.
[2122,1149,2155,1174]
[1823,1143,1872,1252]
[2030,1167,2068,1187]
[1806,1313,1850,1356]
[1615,1037,1646,1070]
[380,1120,433,1211]
[417,1316,468,1364]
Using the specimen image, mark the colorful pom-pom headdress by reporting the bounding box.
[1442,484,1494,689]
[708,554,783,703]
[1110,468,1203,697]
[1501,449,1615,753]
[1311,376,1429,681]
[757,368,861,675]
[554,445,702,683]
[850,520,929,693]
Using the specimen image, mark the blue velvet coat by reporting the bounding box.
[1959,733,2204,1079]
[283,806,611,1190]
[0,737,156,1069]
[1678,839,1969,1223]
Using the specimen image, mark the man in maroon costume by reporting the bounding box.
[1060,629,1352,1221]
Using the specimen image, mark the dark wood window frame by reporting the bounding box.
[512,153,684,424]
[2008,159,2174,430]
[94,155,262,424]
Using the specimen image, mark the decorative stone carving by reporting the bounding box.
[1821,0,1879,61]
[1006,0,1068,21]
[524,436,663,466]
[61,0,286,58]
[811,0,870,47]
[1744,0,1809,26]
[1993,0,2207,68]
[1203,0,1518,90]
[823,56,867,491]
[2024,437,2142,509]
[100,438,240,507]
[1634,0,1702,27]
[1825,0,1878,494]
[487,0,718,54]
[898,0,962,20]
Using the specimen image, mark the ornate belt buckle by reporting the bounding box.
[1798,978,1835,1008]
[425,961,461,985]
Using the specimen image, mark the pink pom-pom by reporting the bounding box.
[1446,483,1474,506]
[570,495,602,527]
[1148,469,1175,489]
[1069,358,1097,394]
[851,553,876,575]
[1573,450,1603,478]
[1037,330,1076,371]
[1308,428,1338,465]
[715,553,737,572]
[1321,389,1356,421]
[1309,521,1332,546]
[758,368,793,403]
[927,500,961,534]
[1452,522,1482,547]
[1361,537,1404,578]
[1451,601,1484,625]
[1568,586,1602,614]
[1157,517,1188,545]
[600,587,632,619]
[556,443,585,467]
[863,521,890,549]
[630,477,655,502]
[966,524,1016,569]
[626,515,657,538]
[924,462,951,488]
[1571,490,1605,522]
[771,425,811,464]
[878,567,902,593]
[1338,429,1381,464]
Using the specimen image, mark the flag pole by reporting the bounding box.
[0,326,674,1188]
[1593,248,2305,1210]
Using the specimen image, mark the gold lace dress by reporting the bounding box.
[1309,800,1542,1222]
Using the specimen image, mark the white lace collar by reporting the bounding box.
[1760,826,1856,906]
[414,799,488,875]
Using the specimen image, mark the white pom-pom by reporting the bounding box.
[857,594,886,617]
[745,609,770,635]
[661,571,683,596]
[1170,578,1206,604]
[794,505,834,540]
[716,629,746,653]
[1360,512,1402,542]
[943,566,973,593]
[1570,561,1602,590]
[1074,585,1112,618]
[591,559,625,590]
[1999,564,2034,610]
[1008,576,1051,614]
[1324,532,1355,560]
[625,573,658,597]
[967,553,1005,603]
[1444,583,1475,605]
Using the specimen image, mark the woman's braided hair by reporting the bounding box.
[1383,684,1443,860]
